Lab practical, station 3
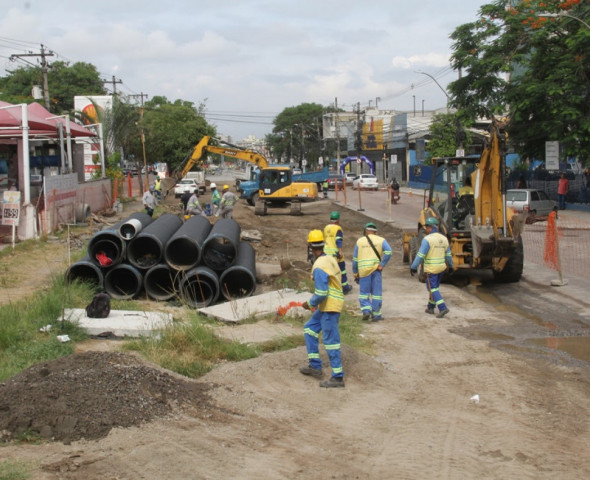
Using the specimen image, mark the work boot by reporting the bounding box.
[362,313,371,321]
[299,365,323,378]
[320,377,345,388]
[372,315,383,322]
[436,308,450,318]
[343,285,353,295]
[425,308,435,315]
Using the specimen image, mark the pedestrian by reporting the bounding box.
[584,169,590,190]
[299,229,345,388]
[322,180,329,199]
[517,175,527,189]
[143,186,157,217]
[180,188,192,212]
[217,184,237,219]
[410,216,453,318]
[323,211,353,295]
[389,177,400,204]
[186,188,206,217]
[210,182,221,216]
[154,176,162,200]
[557,173,569,210]
[352,222,392,322]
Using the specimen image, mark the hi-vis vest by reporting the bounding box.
[424,232,449,274]
[323,224,342,257]
[356,234,384,277]
[312,255,344,312]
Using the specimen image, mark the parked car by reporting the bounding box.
[174,178,199,198]
[327,173,345,190]
[352,174,379,190]
[506,188,557,224]
[344,172,356,185]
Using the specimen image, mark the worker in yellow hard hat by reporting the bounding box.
[300,229,345,388]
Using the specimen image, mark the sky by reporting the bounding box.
[0,0,487,141]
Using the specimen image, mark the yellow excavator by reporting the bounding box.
[402,119,525,283]
[175,136,318,216]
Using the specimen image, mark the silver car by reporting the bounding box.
[506,188,557,224]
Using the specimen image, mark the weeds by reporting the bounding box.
[0,459,31,480]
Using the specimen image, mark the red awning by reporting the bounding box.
[0,100,58,131]
[27,102,96,137]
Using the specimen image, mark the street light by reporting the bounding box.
[538,11,590,30]
[415,70,451,101]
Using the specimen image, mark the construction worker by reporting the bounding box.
[410,216,453,318]
[458,177,473,197]
[300,229,345,388]
[210,182,221,216]
[322,180,329,199]
[323,211,353,295]
[217,184,237,219]
[352,222,392,322]
[186,188,206,217]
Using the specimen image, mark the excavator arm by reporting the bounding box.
[176,135,269,179]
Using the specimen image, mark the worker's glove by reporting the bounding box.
[301,302,311,311]
[410,267,417,277]
[353,274,360,284]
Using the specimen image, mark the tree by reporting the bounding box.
[0,61,105,113]
[267,103,327,168]
[448,0,590,163]
[426,112,473,162]
[141,96,216,172]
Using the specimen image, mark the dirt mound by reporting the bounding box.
[0,351,214,443]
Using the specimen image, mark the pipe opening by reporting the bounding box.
[104,265,143,300]
[202,237,238,270]
[88,238,124,268]
[66,262,103,288]
[180,267,219,308]
[127,236,162,270]
[165,237,201,271]
[219,267,256,300]
[144,265,179,301]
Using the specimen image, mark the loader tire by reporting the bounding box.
[409,236,426,284]
[493,236,523,283]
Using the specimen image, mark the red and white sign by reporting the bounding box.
[2,191,21,226]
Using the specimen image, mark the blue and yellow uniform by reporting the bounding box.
[352,224,392,321]
[303,253,345,379]
[324,217,352,294]
[410,222,453,316]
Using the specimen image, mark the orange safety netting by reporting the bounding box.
[543,211,562,271]
[276,301,304,317]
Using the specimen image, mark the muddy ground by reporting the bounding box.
[0,189,589,479]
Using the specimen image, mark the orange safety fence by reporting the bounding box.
[521,211,590,279]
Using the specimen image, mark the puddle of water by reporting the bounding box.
[465,331,515,342]
[529,337,590,363]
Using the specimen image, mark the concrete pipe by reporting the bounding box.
[144,263,182,301]
[118,212,153,241]
[164,215,212,271]
[104,263,143,300]
[65,256,104,289]
[127,213,183,271]
[179,266,219,308]
[201,218,241,271]
[219,241,257,300]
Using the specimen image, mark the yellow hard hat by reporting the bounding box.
[223,184,229,190]
[307,229,325,247]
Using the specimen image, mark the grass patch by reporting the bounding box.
[0,459,31,480]
[0,276,91,381]
[123,313,261,378]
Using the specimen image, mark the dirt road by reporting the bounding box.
[1,187,589,479]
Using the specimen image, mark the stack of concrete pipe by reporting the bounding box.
[65,213,257,308]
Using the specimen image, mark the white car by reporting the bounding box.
[344,172,356,185]
[174,178,198,198]
[352,174,379,190]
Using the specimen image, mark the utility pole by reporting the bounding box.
[10,44,54,111]
[129,92,148,107]
[335,97,341,173]
[103,75,123,95]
